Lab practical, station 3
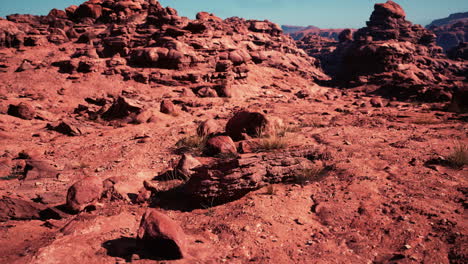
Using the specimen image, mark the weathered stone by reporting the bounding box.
[204,136,237,156]
[46,121,82,136]
[160,100,176,115]
[185,151,320,204]
[0,196,45,222]
[7,102,35,120]
[137,209,187,260]
[101,97,143,120]
[197,119,221,138]
[66,176,103,213]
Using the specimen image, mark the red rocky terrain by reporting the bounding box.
[0,1,467,264]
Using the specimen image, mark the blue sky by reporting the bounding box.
[0,0,467,28]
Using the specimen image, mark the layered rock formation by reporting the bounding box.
[0,0,327,98]
[295,34,339,60]
[321,1,466,102]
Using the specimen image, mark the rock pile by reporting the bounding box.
[319,1,466,102]
[0,0,327,97]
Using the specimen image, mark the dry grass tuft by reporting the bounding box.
[176,135,207,153]
[446,142,468,169]
[256,134,289,151]
[294,164,329,186]
[411,116,441,125]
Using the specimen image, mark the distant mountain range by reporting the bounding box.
[283,11,467,51]
[281,25,352,41]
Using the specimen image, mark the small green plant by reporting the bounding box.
[294,165,328,186]
[176,135,207,153]
[446,142,468,169]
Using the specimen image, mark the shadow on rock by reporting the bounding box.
[102,236,184,261]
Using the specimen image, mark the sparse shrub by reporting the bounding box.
[176,135,206,153]
[294,164,329,186]
[446,142,468,169]
[254,125,289,152]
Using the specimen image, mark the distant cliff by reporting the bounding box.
[427,12,468,51]
[427,12,468,27]
[281,25,354,41]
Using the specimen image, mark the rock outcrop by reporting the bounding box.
[184,150,329,204]
[427,12,467,52]
[319,1,466,102]
[1,0,327,98]
[66,176,103,212]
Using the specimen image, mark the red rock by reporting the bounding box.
[373,0,406,19]
[65,5,78,18]
[370,97,384,107]
[447,42,468,60]
[21,159,59,181]
[137,209,187,259]
[197,119,221,137]
[226,111,268,141]
[185,151,316,203]
[15,60,35,72]
[204,136,237,156]
[0,20,25,48]
[197,87,218,97]
[66,176,103,213]
[160,100,176,115]
[47,9,67,19]
[101,97,143,120]
[338,29,353,43]
[196,12,222,22]
[46,121,82,136]
[74,3,103,20]
[7,102,35,120]
[0,196,45,221]
[448,87,468,113]
[176,153,202,178]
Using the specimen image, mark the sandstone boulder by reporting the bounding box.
[204,136,237,156]
[7,102,35,120]
[197,119,221,138]
[176,153,202,179]
[160,100,176,115]
[0,196,45,222]
[66,176,103,213]
[137,209,187,259]
[102,97,143,120]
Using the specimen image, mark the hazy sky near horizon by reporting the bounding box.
[0,0,467,28]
